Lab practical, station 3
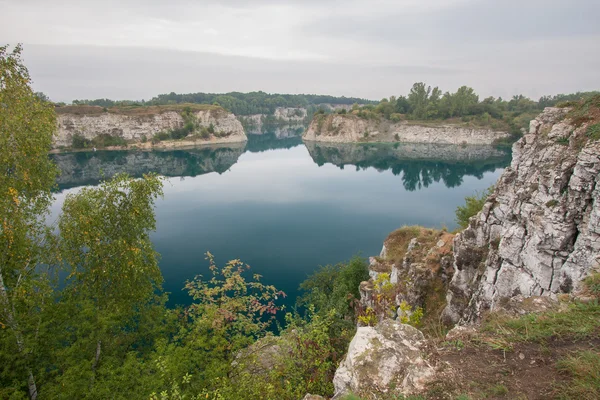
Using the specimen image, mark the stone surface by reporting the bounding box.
[303,114,509,144]
[442,107,600,324]
[55,107,246,148]
[302,395,326,400]
[332,320,434,398]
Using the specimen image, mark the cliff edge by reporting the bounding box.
[443,104,600,324]
[54,104,246,149]
[303,114,509,145]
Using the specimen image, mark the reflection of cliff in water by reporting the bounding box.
[305,142,512,191]
[52,144,246,190]
[246,132,303,153]
[246,123,306,139]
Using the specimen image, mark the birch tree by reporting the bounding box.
[0,44,58,400]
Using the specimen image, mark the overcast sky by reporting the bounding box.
[2,0,599,102]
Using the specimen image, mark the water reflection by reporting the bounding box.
[50,139,510,308]
[246,132,303,153]
[51,144,246,190]
[305,142,511,191]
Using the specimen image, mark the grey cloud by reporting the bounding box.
[302,0,600,43]
[23,44,462,102]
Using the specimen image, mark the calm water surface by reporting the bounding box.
[50,133,510,307]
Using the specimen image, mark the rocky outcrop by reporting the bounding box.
[303,114,509,144]
[442,106,600,324]
[54,105,246,148]
[332,320,434,399]
[359,227,454,326]
[51,144,245,190]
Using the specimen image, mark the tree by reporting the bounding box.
[55,173,164,393]
[0,44,58,400]
[452,86,479,117]
[407,82,432,119]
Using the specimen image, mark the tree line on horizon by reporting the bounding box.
[64,85,598,124]
[67,91,377,116]
[341,83,600,136]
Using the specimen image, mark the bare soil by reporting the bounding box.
[429,337,600,399]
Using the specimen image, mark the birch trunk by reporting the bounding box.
[0,270,38,400]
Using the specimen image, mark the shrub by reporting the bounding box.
[390,113,403,122]
[455,186,494,229]
[207,123,215,134]
[394,133,400,141]
[71,133,91,148]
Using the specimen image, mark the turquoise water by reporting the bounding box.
[50,133,510,307]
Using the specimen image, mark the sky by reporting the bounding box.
[2,0,599,102]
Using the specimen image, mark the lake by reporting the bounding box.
[50,132,511,308]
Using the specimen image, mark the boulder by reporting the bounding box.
[332,320,434,398]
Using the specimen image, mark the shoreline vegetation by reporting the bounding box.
[3,44,600,399]
[50,84,599,151]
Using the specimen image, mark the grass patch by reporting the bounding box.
[555,350,600,400]
[384,226,425,264]
[582,272,600,298]
[481,301,600,343]
[565,95,600,128]
[586,123,600,141]
[486,384,508,397]
[546,199,559,208]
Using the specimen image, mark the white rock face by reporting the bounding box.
[55,108,246,148]
[273,107,307,121]
[442,107,600,324]
[332,320,434,398]
[303,114,509,144]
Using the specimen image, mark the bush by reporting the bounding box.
[455,186,494,229]
[71,133,91,148]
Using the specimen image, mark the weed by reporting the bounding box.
[482,301,600,343]
[488,384,508,397]
[555,350,600,400]
[586,123,600,141]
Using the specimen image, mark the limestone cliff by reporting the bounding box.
[303,114,509,144]
[331,101,600,399]
[442,105,600,324]
[54,104,246,148]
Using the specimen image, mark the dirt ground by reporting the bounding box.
[429,337,600,399]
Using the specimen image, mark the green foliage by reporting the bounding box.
[297,256,369,319]
[555,350,600,400]
[73,92,376,116]
[455,186,494,229]
[71,133,127,148]
[184,252,285,345]
[0,43,59,400]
